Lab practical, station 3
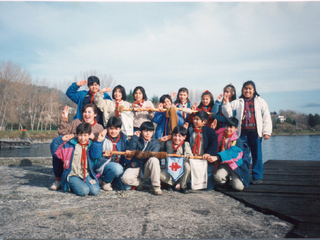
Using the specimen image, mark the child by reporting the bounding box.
[94,85,133,136]
[131,86,155,132]
[188,90,215,128]
[50,123,103,196]
[121,122,162,195]
[160,125,193,194]
[222,80,272,184]
[187,111,218,190]
[94,116,130,191]
[51,104,104,191]
[211,84,237,129]
[66,76,111,125]
[212,117,251,191]
[153,94,185,140]
[174,87,191,122]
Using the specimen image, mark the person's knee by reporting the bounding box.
[90,185,101,195]
[74,186,90,196]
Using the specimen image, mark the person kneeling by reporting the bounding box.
[50,123,103,196]
[121,122,162,195]
[212,117,251,191]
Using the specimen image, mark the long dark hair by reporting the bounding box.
[174,87,189,104]
[223,84,237,101]
[239,80,260,99]
[197,90,214,109]
[133,86,148,101]
[112,85,126,101]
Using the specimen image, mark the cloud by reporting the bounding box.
[301,102,320,108]
[1,1,320,99]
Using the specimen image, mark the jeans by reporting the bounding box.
[207,163,215,190]
[52,155,63,180]
[101,162,125,190]
[240,130,263,180]
[69,175,100,196]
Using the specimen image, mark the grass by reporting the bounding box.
[0,130,59,140]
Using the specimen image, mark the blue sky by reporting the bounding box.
[1,1,320,115]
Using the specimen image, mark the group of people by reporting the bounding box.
[50,76,272,196]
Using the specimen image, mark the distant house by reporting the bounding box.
[277,116,286,123]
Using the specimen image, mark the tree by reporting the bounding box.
[126,89,134,103]
[151,95,159,106]
[308,114,315,128]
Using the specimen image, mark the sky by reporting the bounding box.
[0,1,320,115]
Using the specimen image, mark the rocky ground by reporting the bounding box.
[0,160,293,239]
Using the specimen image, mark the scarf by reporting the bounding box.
[89,90,99,104]
[108,133,121,163]
[192,128,203,156]
[78,141,89,182]
[133,99,145,108]
[115,100,121,117]
[199,105,211,113]
[180,101,188,119]
[244,97,253,127]
[83,119,97,127]
[172,141,185,154]
[219,132,233,152]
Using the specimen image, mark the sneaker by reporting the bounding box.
[180,188,190,194]
[50,181,61,190]
[175,183,181,191]
[102,181,113,191]
[251,179,263,185]
[153,186,163,195]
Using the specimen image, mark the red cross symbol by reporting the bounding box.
[169,162,181,172]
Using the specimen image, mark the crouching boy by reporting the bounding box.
[160,125,192,194]
[94,116,131,191]
[121,122,162,195]
[212,117,251,191]
[50,123,103,196]
[187,111,218,190]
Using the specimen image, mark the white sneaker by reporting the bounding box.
[102,181,113,191]
[50,181,61,190]
[153,186,163,195]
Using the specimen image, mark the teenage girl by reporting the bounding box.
[94,85,133,136]
[187,90,215,128]
[66,76,111,125]
[221,80,272,184]
[174,87,191,122]
[131,86,155,132]
[211,84,237,129]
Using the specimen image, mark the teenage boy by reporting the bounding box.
[121,122,163,195]
[160,125,193,194]
[212,117,251,191]
[187,110,218,190]
[50,122,104,196]
[94,116,131,191]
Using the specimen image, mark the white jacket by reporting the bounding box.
[94,91,133,136]
[221,96,272,138]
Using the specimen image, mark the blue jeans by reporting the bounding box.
[207,163,215,190]
[69,175,100,196]
[240,130,263,180]
[102,162,131,190]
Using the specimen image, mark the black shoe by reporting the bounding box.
[251,179,263,185]
[167,186,173,192]
[180,188,190,194]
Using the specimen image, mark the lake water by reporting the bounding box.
[0,135,319,162]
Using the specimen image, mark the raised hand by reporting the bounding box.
[159,135,172,142]
[223,92,229,104]
[61,105,69,121]
[170,92,176,100]
[183,122,189,129]
[101,87,113,93]
[210,119,217,130]
[217,94,223,102]
[134,131,141,137]
[191,102,197,110]
[97,129,108,142]
[158,103,164,111]
[76,80,87,87]
[89,133,95,140]
[62,134,75,142]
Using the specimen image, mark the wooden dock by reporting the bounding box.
[217,160,320,238]
[0,139,31,148]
